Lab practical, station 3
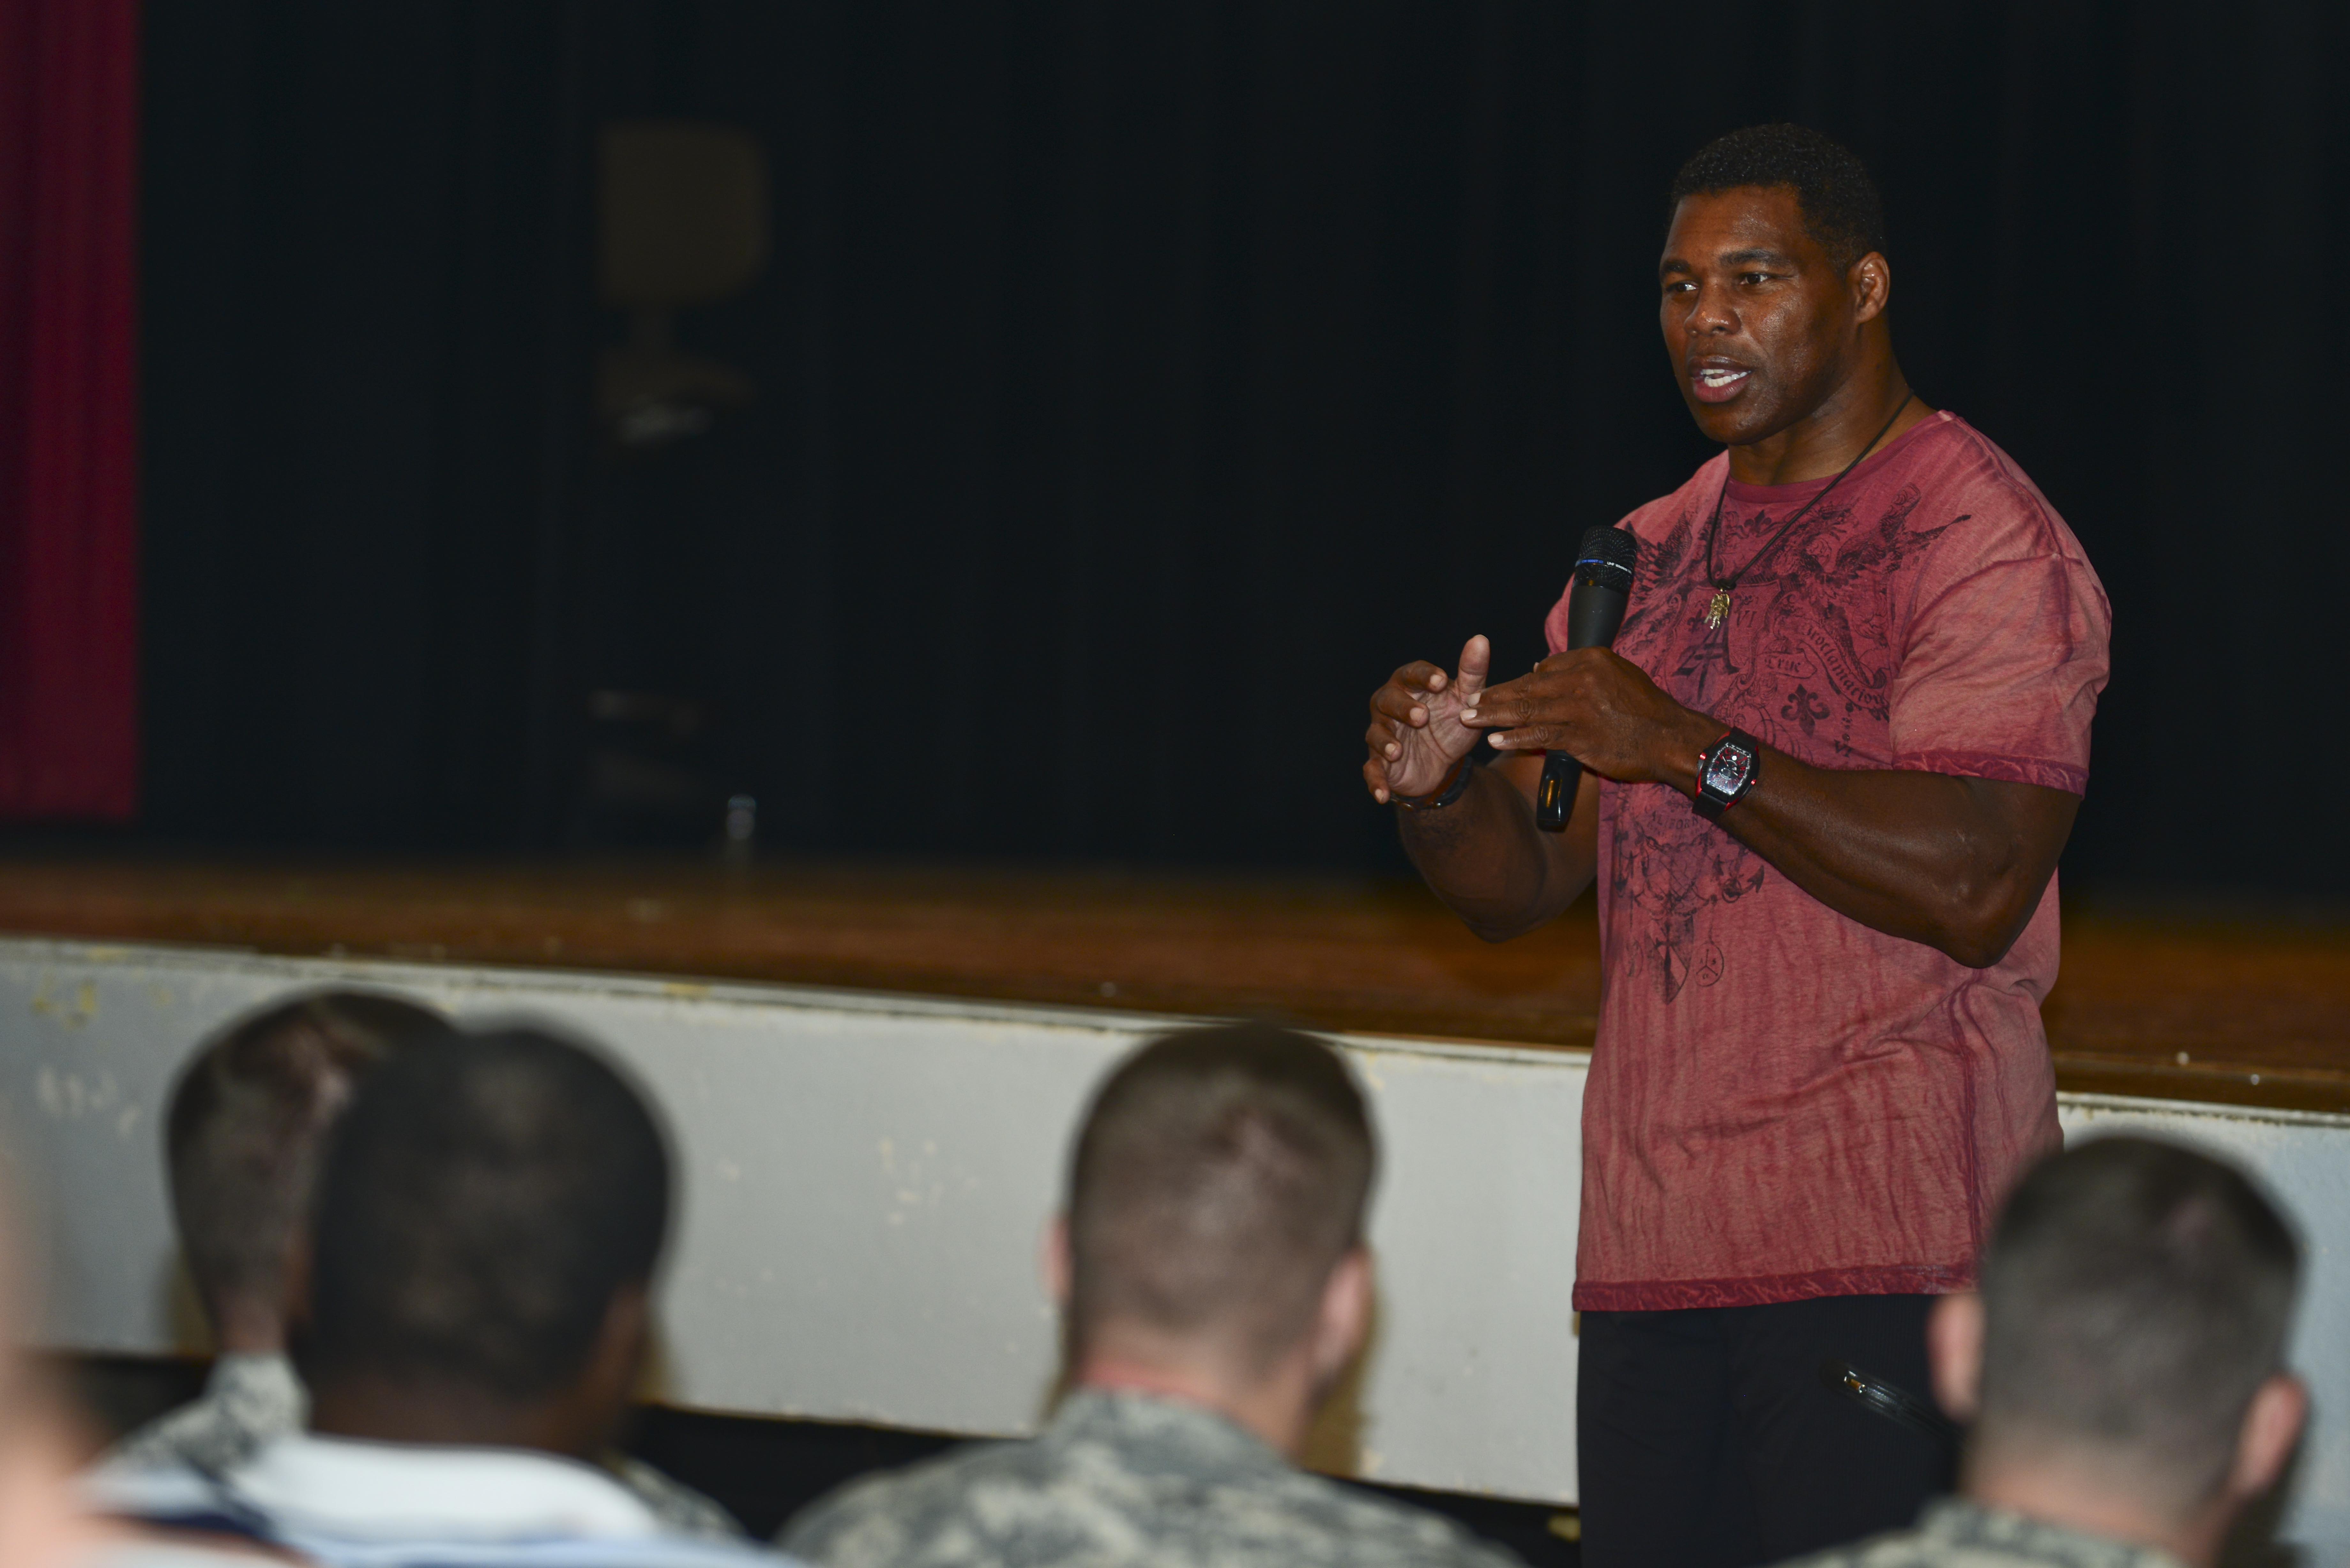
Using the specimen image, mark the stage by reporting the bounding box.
[4,856,2350,1547]
[0,857,2342,1111]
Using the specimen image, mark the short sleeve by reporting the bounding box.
[1887,519,2111,795]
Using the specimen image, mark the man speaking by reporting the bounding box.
[1361,125,2110,1566]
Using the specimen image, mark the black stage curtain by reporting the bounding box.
[138,2,2347,893]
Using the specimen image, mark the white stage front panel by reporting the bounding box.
[3,938,2347,1557]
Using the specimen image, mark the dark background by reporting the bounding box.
[134,1,2349,893]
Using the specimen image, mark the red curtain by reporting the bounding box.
[0,0,140,820]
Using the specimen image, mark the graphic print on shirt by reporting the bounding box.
[1608,480,1954,1003]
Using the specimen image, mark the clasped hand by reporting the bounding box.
[1363,636,1712,803]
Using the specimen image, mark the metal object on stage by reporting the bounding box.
[723,794,757,866]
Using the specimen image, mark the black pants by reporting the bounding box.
[1577,1295,1956,1568]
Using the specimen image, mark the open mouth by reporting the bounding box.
[1690,365,1752,404]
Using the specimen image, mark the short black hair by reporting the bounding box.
[305,1027,672,1401]
[1669,124,1887,270]
[166,990,445,1321]
[1066,1022,1375,1373]
[1977,1136,2301,1502]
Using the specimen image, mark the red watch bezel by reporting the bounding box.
[1693,728,1759,821]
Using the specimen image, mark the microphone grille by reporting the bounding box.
[1575,525,1639,591]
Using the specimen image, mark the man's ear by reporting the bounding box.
[588,1287,650,1410]
[2228,1373,2307,1503]
[280,1230,316,1337]
[1310,1247,1373,1384]
[1042,1214,1072,1310]
[1927,1291,1984,1422]
[595,1282,651,1377]
[559,1283,652,1459]
[1851,251,1891,324]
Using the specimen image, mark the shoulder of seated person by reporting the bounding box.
[777,1442,1016,1557]
[1765,1531,1963,1568]
[1271,1469,1530,1568]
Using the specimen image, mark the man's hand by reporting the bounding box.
[1466,646,2080,968]
[1463,647,1719,789]
[1368,639,2080,969]
[1363,636,1496,803]
[1364,634,1602,941]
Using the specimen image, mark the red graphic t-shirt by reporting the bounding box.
[1545,411,2111,1311]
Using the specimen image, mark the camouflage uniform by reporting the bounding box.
[1778,1499,2187,1568]
[100,1352,743,1541]
[780,1389,1526,1568]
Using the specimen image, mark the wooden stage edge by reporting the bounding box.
[0,856,2344,1114]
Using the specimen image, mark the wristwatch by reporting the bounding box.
[1692,729,1761,822]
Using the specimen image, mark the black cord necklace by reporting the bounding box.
[1701,391,1913,629]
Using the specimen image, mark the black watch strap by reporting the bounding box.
[1692,728,1761,822]
[1394,755,1477,812]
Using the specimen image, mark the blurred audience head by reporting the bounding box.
[299,1026,671,1459]
[1931,1135,2305,1566]
[167,990,444,1351]
[1057,1022,1375,1457]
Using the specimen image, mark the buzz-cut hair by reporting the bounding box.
[1977,1136,2301,1503]
[304,1027,671,1401]
[1669,123,1888,271]
[1065,1022,1375,1374]
[165,990,446,1322]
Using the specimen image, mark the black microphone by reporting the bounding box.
[1535,525,1639,832]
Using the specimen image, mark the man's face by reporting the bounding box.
[1659,186,1868,447]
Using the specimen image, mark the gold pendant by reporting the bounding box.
[1705,588,1731,629]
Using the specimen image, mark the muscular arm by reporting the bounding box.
[1395,755,1600,943]
[1465,648,2079,968]
[1702,752,2076,967]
